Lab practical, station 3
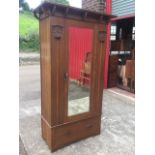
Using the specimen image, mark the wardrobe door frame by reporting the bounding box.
[61,19,107,123]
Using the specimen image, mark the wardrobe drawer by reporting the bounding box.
[53,117,101,149]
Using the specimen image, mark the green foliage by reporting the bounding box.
[19,0,70,52]
[22,2,30,11]
[19,11,39,36]
[45,0,69,5]
[19,32,39,52]
[19,0,30,11]
[19,0,24,8]
[19,11,39,52]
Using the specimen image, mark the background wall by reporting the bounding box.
[112,0,135,16]
[82,0,106,13]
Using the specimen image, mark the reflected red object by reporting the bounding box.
[69,27,93,80]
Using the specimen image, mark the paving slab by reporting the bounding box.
[19,136,28,155]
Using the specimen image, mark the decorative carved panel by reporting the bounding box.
[52,25,64,39]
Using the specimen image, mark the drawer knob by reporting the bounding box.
[65,130,72,136]
[86,124,93,129]
[64,73,69,80]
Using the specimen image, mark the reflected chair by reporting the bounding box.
[78,52,92,86]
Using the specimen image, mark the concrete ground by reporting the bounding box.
[19,52,40,66]
[19,65,135,155]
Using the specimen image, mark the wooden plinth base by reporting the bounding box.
[41,116,101,152]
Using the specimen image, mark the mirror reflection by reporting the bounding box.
[68,27,93,116]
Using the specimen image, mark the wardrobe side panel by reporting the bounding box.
[40,17,52,125]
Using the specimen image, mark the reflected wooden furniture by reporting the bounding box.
[78,70,91,86]
[78,53,92,86]
[34,2,113,152]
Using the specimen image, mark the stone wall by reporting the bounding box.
[82,0,106,13]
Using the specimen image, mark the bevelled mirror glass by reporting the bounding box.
[68,27,93,117]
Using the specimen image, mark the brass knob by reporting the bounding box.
[86,124,93,129]
[64,73,68,80]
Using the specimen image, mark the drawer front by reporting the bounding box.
[53,117,101,149]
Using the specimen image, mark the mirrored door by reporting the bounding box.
[67,27,94,117]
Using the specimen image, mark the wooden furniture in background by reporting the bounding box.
[108,55,118,88]
[125,60,135,91]
[34,2,113,152]
[111,39,131,51]
[131,60,135,92]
